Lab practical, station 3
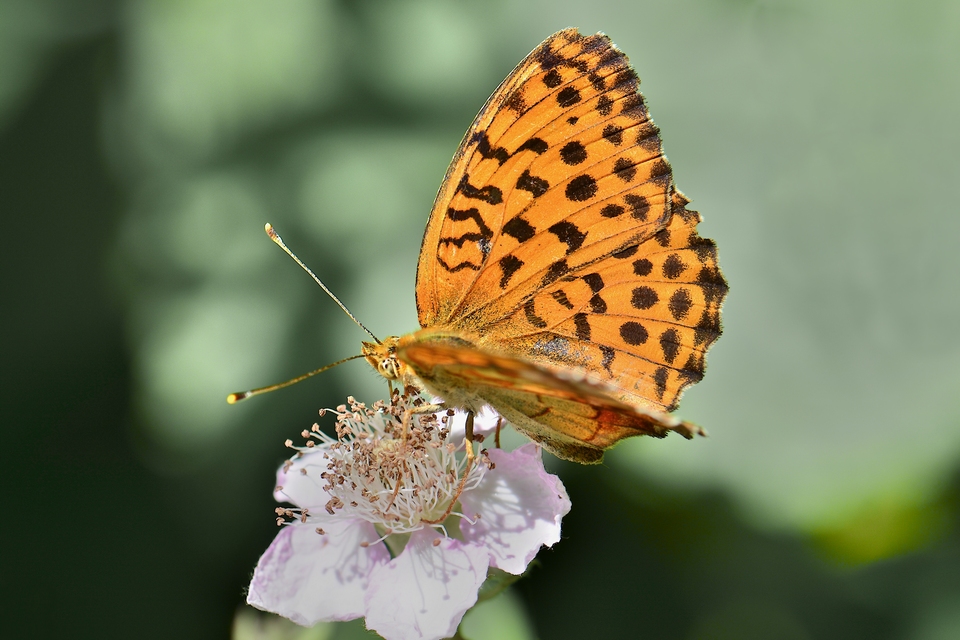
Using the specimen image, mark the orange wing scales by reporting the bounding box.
[389,29,728,463]
[397,340,704,463]
[417,29,675,329]
[491,193,726,411]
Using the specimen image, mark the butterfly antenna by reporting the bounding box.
[264,223,380,343]
[227,354,367,404]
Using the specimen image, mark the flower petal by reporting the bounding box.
[364,528,490,640]
[247,518,389,625]
[274,448,332,509]
[459,443,571,575]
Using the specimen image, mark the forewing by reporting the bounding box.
[397,340,704,464]
[486,192,727,412]
[416,29,675,329]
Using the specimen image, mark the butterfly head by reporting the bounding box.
[362,336,403,380]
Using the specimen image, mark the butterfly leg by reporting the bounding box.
[422,410,476,525]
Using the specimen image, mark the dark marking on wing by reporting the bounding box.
[524,298,547,328]
[653,366,669,400]
[516,137,549,155]
[602,124,623,145]
[458,175,502,205]
[624,194,648,220]
[474,131,509,165]
[498,255,523,289]
[565,175,597,201]
[548,221,586,254]
[541,259,570,287]
[631,286,658,310]
[663,254,687,279]
[659,328,681,364]
[517,170,549,197]
[668,288,693,320]
[551,289,575,309]
[620,321,648,345]
[573,313,591,341]
[613,157,637,182]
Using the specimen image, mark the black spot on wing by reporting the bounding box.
[668,288,693,320]
[498,255,523,289]
[560,141,587,165]
[565,175,598,201]
[503,216,535,242]
[551,289,575,309]
[613,157,637,182]
[600,204,625,218]
[631,286,658,310]
[589,294,607,314]
[548,221,586,254]
[602,124,623,145]
[543,68,563,88]
[516,170,549,197]
[515,137,549,155]
[541,259,570,287]
[557,86,582,108]
[612,245,638,259]
[663,254,687,279]
[653,366,669,400]
[573,313,591,341]
[621,94,648,120]
[635,122,660,151]
[659,328,681,364]
[620,321,648,345]
[600,345,615,375]
[582,273,604,293]
[596,95,614,115]
[524,298,547,328]
[632,258,653,276]
[624,194,648,220]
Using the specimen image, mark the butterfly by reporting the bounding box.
[357,29,728,464]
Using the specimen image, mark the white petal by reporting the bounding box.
[247,518,390,625]
[273,448,332,509]
[459,443,571,575]
[364,528,490,640]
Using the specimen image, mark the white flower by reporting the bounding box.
[246,392,571,640]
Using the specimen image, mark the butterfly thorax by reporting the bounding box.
[363,330,492,413]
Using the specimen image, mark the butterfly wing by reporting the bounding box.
[486,191,726,412]
[414,29,727,414]
[397,340,704,463]
[417,29,673,329]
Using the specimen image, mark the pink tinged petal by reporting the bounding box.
[364,528,490,640]
[459,443,572,575]
[274,449,332,509]
[247,518,390,625]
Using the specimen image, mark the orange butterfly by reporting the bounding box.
[359,29,728,463]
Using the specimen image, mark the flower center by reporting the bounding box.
[294,393,488,536]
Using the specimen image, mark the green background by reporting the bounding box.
[3,0,960,638]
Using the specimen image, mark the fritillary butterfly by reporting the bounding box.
[362,29,728,464]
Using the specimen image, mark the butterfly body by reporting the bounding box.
[363,29,727,463]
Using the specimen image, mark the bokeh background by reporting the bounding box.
[3,0,960,638]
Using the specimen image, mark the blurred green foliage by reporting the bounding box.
[2,0,960,638]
